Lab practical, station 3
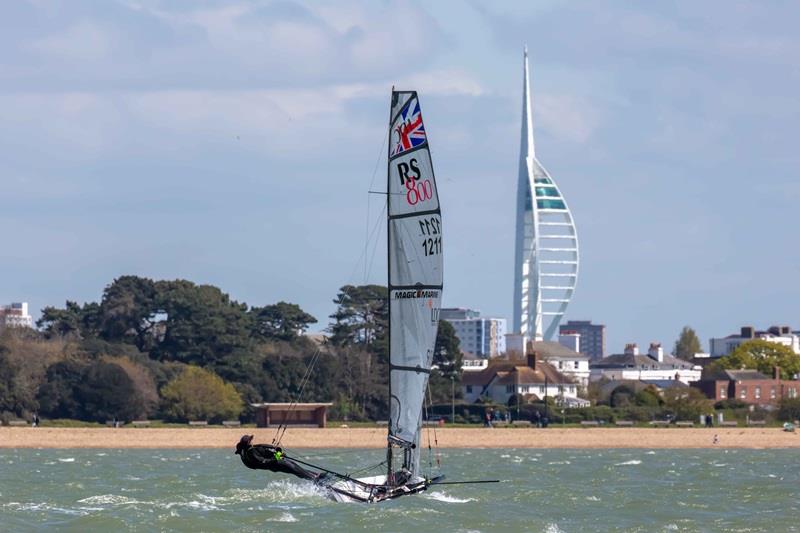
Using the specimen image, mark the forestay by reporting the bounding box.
[387,90,443,477]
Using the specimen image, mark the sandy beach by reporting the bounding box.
[1,427,798,449]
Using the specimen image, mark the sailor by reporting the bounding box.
[234,435,318,481]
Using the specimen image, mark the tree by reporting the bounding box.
[37,301,101,339]
[674,326,702,360]
[710,339,800,379]
[0,347,37,417]
[250,301,317,342]
[99,276,159,351]
[37,359,86,419]
[76,360,146,422]
[662,387,711,421]
[428,321,464,404]
[154,280,252,365]
[37,358,148,421]
[328,285,388,348]
[160,366,243,422]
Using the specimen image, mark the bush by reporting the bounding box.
[714,399,748,410]
[160,366,243,423]
[778,398,800,422]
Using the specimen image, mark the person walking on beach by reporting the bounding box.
[32,413,39,428]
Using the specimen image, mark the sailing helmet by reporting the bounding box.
[234,434,254,455]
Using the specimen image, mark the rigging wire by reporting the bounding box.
[426,384,442,470]
[272,124,390,447]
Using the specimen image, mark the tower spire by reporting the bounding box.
[513,47,579,345]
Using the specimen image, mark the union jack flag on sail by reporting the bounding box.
[391,100,426,157]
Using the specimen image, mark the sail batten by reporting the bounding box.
[387,90,443,479]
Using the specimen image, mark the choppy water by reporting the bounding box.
[1,447,798,532]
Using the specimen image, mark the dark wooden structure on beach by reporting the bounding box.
[251,402,333,428]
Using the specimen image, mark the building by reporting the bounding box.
[709,326,800,357]
[462,353,586,406]
[461,352,489,372]
[0,302,34,329]
[251,402,333,428]
[559,320,606,361]
[441,308,506,358]
[590,343,702,385]
[511,48,579,343]
[531,338,590,386]
[692,368,799,407]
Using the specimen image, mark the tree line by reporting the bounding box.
[0,276,462,424]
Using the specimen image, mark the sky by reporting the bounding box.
[2,0,799,354]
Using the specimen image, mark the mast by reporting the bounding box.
[386,89,394,482]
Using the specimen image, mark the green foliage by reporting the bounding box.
[778,398,800,422]
[250,302,317,342]
[37,358,148,422]
[674,326,702,360]
[661,387,711,421]
[0,347,37,417]
[328,285,388,348]
[155,280,252,365]
[99,276,159,351]
[714,398,748,410]
[428,321,464,404]
[634,386,663,407]
[160,366,243,423]
[37,300,101,340]
[710,339,800,379]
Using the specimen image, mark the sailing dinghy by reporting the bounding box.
[236,89,496,502]
[318,89,444,502]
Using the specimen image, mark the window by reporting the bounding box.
[770,387,777,399]
[539,386,545,394]
[790,388,798,399]
[535,186,560,198]
[755,386,761,399]
[534,177,552,185]
[537,199,566,210]
[719,387,726,399]
[740,386,747,399]
[506,385,514,393]
[466,385,473,394]
[569,386,575,393]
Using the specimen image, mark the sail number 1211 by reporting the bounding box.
[419,216,442,256]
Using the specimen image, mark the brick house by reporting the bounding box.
[692,368,800,406]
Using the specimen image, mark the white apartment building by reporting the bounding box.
[441,308,507,358]
[0,302,34,329]
[709,326,800,357]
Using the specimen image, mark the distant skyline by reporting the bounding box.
[2,1,798,354]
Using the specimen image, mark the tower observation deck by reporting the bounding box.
[512,48,579,342]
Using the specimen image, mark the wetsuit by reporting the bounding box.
[238,443,318,481]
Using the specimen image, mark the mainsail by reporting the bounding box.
[387,90,443,479]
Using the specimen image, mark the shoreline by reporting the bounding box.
[1,427,798,449]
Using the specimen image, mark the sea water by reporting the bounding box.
[1,448,798,532]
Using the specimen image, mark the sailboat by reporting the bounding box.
[317,89,445,502]
[236,89,446,503]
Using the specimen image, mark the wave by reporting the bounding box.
[57,458,75,463]
[424,491,476,503]
[614,460,642,466]
[267,512,299,522]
